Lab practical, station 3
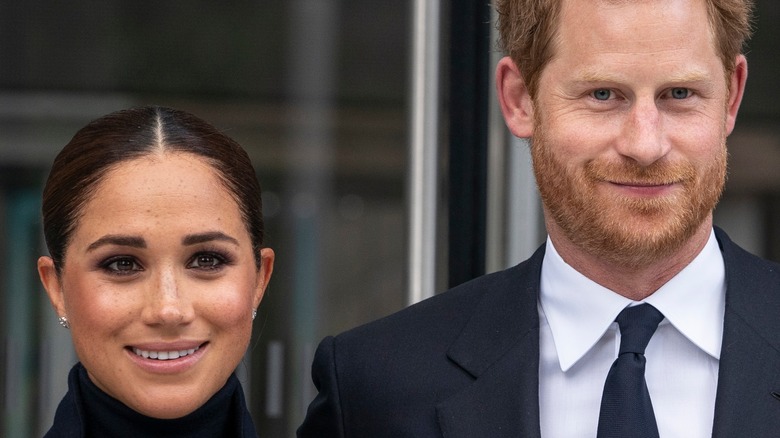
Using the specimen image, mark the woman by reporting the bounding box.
[37,106,274,437]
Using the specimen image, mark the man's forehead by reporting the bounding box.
[541,0,726,84]
[553,0,716,54]
[578,0,684,6]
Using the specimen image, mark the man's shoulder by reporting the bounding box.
[299,250,544,437]
[716,227,780,320]
[716,227,780,281]
[332,247,544,354]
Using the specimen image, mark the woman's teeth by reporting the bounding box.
[132,347,199,360]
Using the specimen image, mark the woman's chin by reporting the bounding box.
[127,394,209,419]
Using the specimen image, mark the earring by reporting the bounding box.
[58,316,70,329]
[252,309,257,321]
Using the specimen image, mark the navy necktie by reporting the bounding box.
[597,304,664,438]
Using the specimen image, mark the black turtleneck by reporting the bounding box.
[44,363,258,438]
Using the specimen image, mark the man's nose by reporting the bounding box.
[616,98,672,167]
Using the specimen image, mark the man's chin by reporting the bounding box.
[605,235,685,268]
[562,209,705,268]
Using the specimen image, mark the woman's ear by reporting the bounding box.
[496,56,534,138]
[38,256,67,317]
[253,248,275,309]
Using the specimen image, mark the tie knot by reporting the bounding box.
[615,304,664,355]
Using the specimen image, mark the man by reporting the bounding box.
[299,0,780,436]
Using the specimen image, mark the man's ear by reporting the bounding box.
[496,56,534,138]
[253,248,275,310]
[725,54,748,136]
[38,256,67,318]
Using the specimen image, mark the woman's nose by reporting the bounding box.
[141,269,195,326]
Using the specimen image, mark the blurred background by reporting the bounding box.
[1,1,778,437]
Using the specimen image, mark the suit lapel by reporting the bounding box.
[712,228,780,437]
[432,229,780,437]
[436,246,544,438]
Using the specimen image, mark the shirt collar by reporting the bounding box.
[539,229,725,372]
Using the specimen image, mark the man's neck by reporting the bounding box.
[547,219,714,301]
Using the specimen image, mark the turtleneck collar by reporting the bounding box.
[45,363,257,438]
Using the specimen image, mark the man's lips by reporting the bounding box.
[609,180,678,187]
[607,180,678,195]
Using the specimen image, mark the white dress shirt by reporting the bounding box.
[538,230,725,438]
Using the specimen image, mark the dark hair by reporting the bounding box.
[42,106,265,272]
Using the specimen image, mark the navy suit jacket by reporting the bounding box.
[298,228,780,437]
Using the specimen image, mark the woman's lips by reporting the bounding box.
[125,342,208,373]
[131,346,200,360]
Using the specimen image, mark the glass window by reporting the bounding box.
[0,2,410,436]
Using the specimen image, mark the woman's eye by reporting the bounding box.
[188,253,225,270]
[103,257,142,274]
[592,89,612,101]
[670,87,690,99]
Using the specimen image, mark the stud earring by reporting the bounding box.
[252,309,257,321]
[58,316,70,329]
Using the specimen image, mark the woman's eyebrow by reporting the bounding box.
[87,235,146,252]
[182,231,240,246]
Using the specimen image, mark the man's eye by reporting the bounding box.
[670,88,690,99]
[592,89,612,101]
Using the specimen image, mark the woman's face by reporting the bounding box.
[38,152,273,419]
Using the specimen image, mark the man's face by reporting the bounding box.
[530,0,742,267]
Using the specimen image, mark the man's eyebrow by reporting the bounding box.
[87,235,146,252]
[574,70,621,83]
[574,69,711,84]
[663,71,712,83]
[182,231,240,246]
